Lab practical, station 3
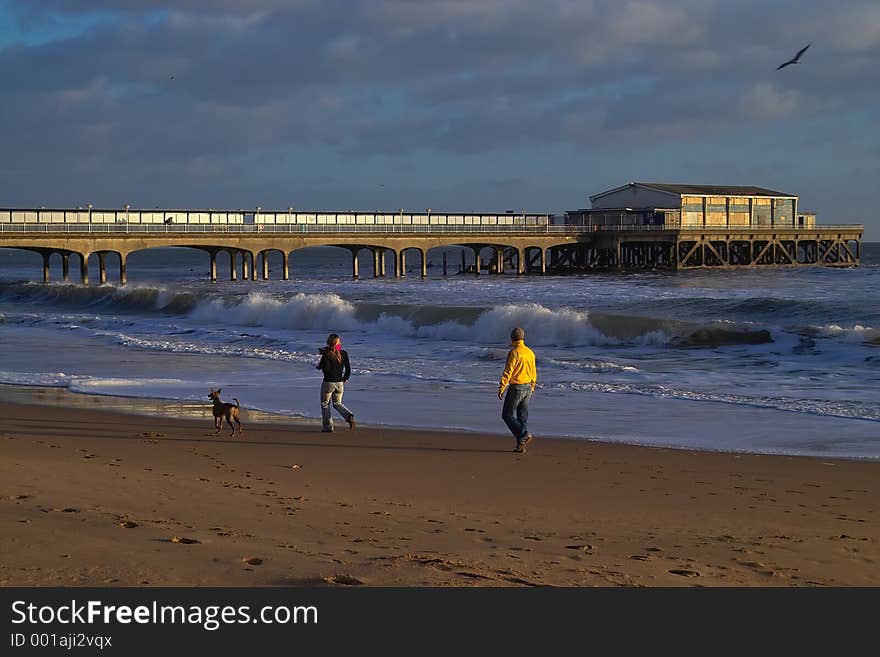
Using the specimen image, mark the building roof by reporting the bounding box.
[590,182,797,201]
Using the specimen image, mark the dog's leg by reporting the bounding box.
[235,416,243,435]
[227,414,235,436]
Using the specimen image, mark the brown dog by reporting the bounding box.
[208,388,242,436]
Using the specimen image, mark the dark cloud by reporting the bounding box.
[0,1,878,235]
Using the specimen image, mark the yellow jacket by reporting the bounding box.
[498,340,537,394]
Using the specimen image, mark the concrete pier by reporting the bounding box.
[0,209,862,286]
[79,253,88,285]
[98,252,107,284]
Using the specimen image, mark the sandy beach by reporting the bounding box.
[1,394,878,587]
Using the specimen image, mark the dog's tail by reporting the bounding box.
[232,398,240,408]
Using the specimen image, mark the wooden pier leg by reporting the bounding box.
[516,248,525,276]
[391,250,399,278]
[372,249,380,278]
[230,251,238,281]
[495,248,503,275]
[61,253,70,282]
[616,240,622,270]
[261,252,269,280]
[80,253,89,285]
[42,252,50,283]
[352,250,359,280]
[242,252,250,281]
[540,248,546,275]
[119,254,127,286]
[420,249,427,278]
[472,247,481,276]
[399,250,407,277]
[210,251,217,283]
[380,250,387,278]
[282,252,289,280]
[250,253,258,281]
[98,252,107,284]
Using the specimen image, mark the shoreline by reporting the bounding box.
[2,382,877,462]
[2,395,878,586]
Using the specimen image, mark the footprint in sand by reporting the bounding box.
[242,557,263,566]
[565,544,593,551]
[668,569,701,577]
[629,554,651,561]
[170,536,200,545]
[119,521,138,529]
[324,574,363,586]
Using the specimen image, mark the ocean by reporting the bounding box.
[1,244,878,458]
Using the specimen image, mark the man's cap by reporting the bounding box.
[510,327,525,341]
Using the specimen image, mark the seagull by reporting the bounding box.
[777,43,810,70]
[169,74,175,80]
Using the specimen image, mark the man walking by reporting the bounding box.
[498,327,537,453]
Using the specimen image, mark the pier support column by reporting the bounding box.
[472,247,481,276]
[443,251,448,276]
[495,248,503,275]
[351,249,360,280]
[261,252,269,280]
[79,253,89,285]
[251,252,258,281]
[42,252,50,283]
[282,252,289,281]
[119,254,127,286]
[62,253,70,282]
[516,248,525,276]
[420,249,428,278]
[398,250,407,277]
[616,240,622,270]
[209,252,217,282]
[230,251,238,281]
[540,248,546,275]
[242,252,250,281]
[98,252,107,285]
[380,250,387,278]
[391,250,399,278]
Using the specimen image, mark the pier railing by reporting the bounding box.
[0,223,864,235]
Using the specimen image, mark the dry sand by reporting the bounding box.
[1,398,877,587]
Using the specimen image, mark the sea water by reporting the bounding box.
[0,244,877,458]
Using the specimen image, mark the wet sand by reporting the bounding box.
[1,397,878,586]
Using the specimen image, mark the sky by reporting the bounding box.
[1,0,878,238]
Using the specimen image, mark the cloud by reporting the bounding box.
[740,83,801,121]
[0,0,877,237]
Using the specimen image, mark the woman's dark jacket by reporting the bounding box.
[316,349,351,382]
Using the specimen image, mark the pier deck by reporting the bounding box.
[0,208,863,284]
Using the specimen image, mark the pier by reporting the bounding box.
[0,206,863,284]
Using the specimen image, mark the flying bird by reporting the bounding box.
[777,43,810,70]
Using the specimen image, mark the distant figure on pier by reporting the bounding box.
[316,333,356,433]
[498,327,537,453]
[164,216,174,225]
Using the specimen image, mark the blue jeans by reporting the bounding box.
[502,384,532,442]
[321,381,354,430]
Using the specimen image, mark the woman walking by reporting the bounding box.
[316,333,356,432]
